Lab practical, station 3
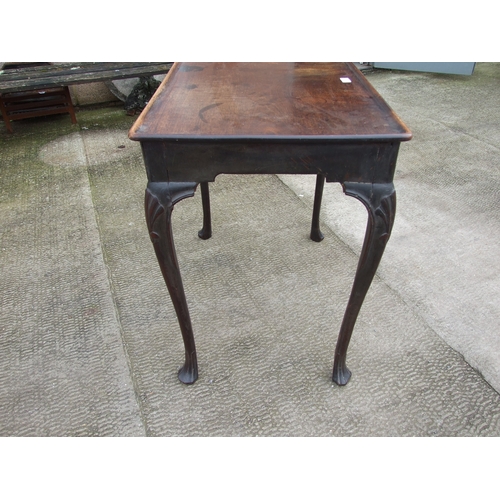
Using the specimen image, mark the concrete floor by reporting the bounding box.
[1,63,499,436]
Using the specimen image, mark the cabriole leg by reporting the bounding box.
[145,181,199,384]
[310,174,325,242]
[333,182,396,386]
[198,181,212,240]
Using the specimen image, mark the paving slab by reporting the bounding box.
[1,64,499,436]
[0,110,144,436]
[88,162,500,436]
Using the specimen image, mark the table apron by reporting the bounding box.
[140,141,401,184]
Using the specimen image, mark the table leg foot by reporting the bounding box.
[310,174,325,242]
[178,354,198,384]
[198,181,212,240]
[145,181,200,384]
[332,182,396,386]
[332,360,352,386]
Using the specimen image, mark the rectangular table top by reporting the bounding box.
[129,62,412,143]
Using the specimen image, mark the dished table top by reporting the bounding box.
[129,62,412,142]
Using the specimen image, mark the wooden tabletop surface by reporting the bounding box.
[129,62,412,142]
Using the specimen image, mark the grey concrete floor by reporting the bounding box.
[1,63,499,436]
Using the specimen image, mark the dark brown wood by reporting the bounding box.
[130,63,412,386]
[333,182,396,385]
[130,62,411,141]
[198,182,212,240]
[0,86,77,133]
[310,174,325,242]
[145,181,199,384]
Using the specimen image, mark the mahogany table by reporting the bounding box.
[129,62,412,386]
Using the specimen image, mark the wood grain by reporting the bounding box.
[0,63,173,93]
[130,62,412,141]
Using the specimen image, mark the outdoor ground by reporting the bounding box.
[1,63,499,436]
